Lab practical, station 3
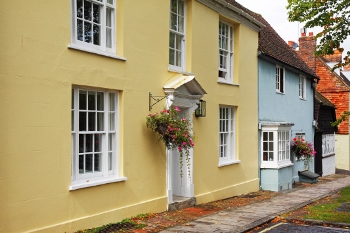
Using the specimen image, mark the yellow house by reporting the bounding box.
[0,0,263,232]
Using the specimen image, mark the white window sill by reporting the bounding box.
[261,161,293,169]
[69,176,127,191]
[217,79,239,86]
[168,67,194,76]
[68,44,127,61]
[276,91,285,95]
[218,160,241,167]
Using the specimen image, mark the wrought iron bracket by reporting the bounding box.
[149,92,169,111]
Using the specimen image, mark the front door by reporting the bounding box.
[171,107,193,197]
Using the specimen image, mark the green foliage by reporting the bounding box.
[331,111,350,127]
[287,0,350,69]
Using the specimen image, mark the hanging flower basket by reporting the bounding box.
[291,138,316,170]
[146,106,195,177]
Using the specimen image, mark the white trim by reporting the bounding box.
[71,88,124,190]
[299,75,306,100]
[69,176,127,190]
[168,67,194,76]
[169,0,186,71]
[217,80,239,86]
[218,106,237,166]
[276,65,285,94]
[70,0,117,55]
[218,160,240,167]
[218,20,234,83]
[260,162,293,169]
[68,44,126,60]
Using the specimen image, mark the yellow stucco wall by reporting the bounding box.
[189,1,259,204]
[0,0,259,232]
[335,134,350,170]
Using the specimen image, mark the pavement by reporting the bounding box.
[159,171,350,233]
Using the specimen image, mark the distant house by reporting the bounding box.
[242,10,319,191]
[296,32,350,171]
[314,91,337,176]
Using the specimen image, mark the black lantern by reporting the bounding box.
[195,100,206,117]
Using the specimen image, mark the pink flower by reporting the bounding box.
[182,118,186,121]
[178,146,182,151]
[182,142,187,146]
[169,127,173,131]
[174,106,181,112]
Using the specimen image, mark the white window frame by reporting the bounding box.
[70,87,126,190]
[70,0,117,57]
[299,76,306,99]
[261,125,293,169]
[219,106,239,167]
[276,65,285,94]
[218,21,234,84]
[169,0,186,71]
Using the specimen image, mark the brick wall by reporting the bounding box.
[297,32,350,134]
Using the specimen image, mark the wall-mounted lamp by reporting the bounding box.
[312,82,317,88]
[195,100,206,117]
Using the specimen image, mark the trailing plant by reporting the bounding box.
[146,106,194,177]
[291,138,316,169]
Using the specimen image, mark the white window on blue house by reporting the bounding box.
[218,21,234,83]
[261,124,292,168]
[70,0,116,54]
[299,76,306,99]
[71,87,126,190]
[276,65,285,93]
[219,106,237,166]
[169,0,186,70]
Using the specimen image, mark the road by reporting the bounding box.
[250,222,350,233]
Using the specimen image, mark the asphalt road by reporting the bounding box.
[251,222,350,233]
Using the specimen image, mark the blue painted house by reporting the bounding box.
[244,11,319,191]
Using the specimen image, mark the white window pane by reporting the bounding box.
[92,3,100,23]
[94,153,101,172]
[109,113,115,130]
[106,28,112,48]
[93,24,100,45]
[77,19,84,41]
[77,0,83,18]
[97,112,104,131]
[109,93,115,111]
[108,152,113,171]
[88,92,96,110]
[85,154,93,173]
[79,155,84,174]
[79,90,87,110]
[97,92,104,110]
[79,112,86,131]
[84,0,92,21]
[107,0,113,4]
[106,7,112,27]
[88,112,96,131]
[94,134,102,152]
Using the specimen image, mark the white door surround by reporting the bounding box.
[163,75,206,204]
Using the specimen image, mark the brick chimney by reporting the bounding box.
[297,31,316,72]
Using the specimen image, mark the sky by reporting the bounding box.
[235,0,350,58]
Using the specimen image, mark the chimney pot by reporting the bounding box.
[301,33,306,37]
[309,32,313,36]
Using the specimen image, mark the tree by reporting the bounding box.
[287,0,350,69]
